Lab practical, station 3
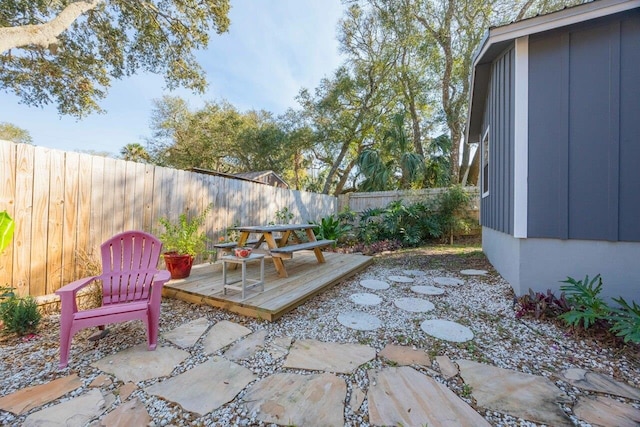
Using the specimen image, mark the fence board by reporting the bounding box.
[0,141,16,285]
[46,150,65,294]
[30,148,50,297]
[90,156,105,254]
[62,153,80,285]
[76,153,93,265]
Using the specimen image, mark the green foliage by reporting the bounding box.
[0,290,41,336]
[158,204,212,257]
[273,207,295,224]
[0,122,32,144]
[559,274,610,329]
[0,210,15,254]
[313,215,352,243]
[120,143,150,163]
[608,297,640,344]
[1,0,231,117]
[433,185,473,244]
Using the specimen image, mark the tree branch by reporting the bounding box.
[0,0,102,54]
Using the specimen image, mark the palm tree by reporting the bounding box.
[120,143,150,163]
[357,113,425,191]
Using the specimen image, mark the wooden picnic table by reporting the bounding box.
[234,224,334,278]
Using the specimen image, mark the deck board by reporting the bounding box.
[162,251,373,321]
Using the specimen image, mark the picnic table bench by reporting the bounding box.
[269,239,335,259]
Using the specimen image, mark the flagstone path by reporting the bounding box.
[2,267,640,426]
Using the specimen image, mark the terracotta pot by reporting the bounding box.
[163,252,194,279]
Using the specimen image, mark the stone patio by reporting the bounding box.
[5,314,640,426]
[2,265,640,426]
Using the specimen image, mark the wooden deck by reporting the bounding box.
[161,251,373,321]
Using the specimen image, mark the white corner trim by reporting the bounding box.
[481,126,490,199]
[513,36,529,239]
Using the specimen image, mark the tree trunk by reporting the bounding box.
[0,0,101,54]
[466,146,480,186]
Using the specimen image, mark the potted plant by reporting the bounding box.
[158,205,212,279]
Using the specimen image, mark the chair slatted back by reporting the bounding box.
[100,231,163,305]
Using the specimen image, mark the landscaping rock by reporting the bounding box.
[394,297,435,313]
[23,389,113,427]
[433,277,464,286]
[562,368,640,400]
[92,345,189,383]
[283,339,376,373]
[573,395,640,427]
[337,311,382,330]
[420,319,474,342]
[163,317,209,348]
[349,292,383,306]
[359,279,390,290]
[411,285,445,295]
[0,374,82,415]
[457,359,572,426]
[378,344,431,366]
[242,373,346,426]
[202,320,252,354]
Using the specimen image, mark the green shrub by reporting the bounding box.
[158,204,212,257]
[0,292,41,336]
[559,274,610,329]
[433,185,472,244]
[313,214,352,243]
[608,297,640,344]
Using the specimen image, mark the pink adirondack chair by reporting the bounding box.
[55,231,170,368]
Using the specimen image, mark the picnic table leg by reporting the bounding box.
[263,232,288,278]
[305,228,326,263]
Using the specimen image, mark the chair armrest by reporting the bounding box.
[55,276,98,297]
[153,270,171,284]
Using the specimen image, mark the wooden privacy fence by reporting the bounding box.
[0,140,336,299]
[338,187,480,223]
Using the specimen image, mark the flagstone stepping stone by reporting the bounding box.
[118,382,137,401]
[394,297,435,313]
[433,276,464,286]
[93,344,189,383]
[163,317,209,348]
[242,372,346,426]
[266,336,292,359]
[202,320,252,354]
[457,359,572,427]
[90,374,112,388]
[402,269,426,276]
[378,344,431,366]
[0,373,82,415]
[283,339,376,373]
[100,397,150,426]
[574,395,640,427]
[436,355,459,379]
[224,329,268,361]
[460,269,488,275]
[561,368,640,400]
[337,311,382,331]
[349,292,382,306]
[145,356,256,417]
[368,366,491,426]
[360,279,390,290]
[420,319,474,342]
[349,385,365,411]
[411,285,445,295]
[23,388,114,427]
[388,275,414,283]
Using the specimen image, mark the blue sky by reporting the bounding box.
[0,0,345,155]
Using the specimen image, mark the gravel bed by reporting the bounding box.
[1,245,639,426]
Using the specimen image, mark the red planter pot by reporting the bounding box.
[163,252,194,279]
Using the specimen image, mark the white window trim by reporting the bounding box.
[481,126,490,198]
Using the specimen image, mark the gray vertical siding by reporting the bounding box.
[480,46,515,235]
[527,10,640,242]
[619,14,640,241]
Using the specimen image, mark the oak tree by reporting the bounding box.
[0,0,230,117]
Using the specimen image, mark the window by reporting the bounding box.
[482,128,489,197]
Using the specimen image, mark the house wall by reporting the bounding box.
[480,46,515,235]
[483,226,640,303]
[527,10,640,242]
